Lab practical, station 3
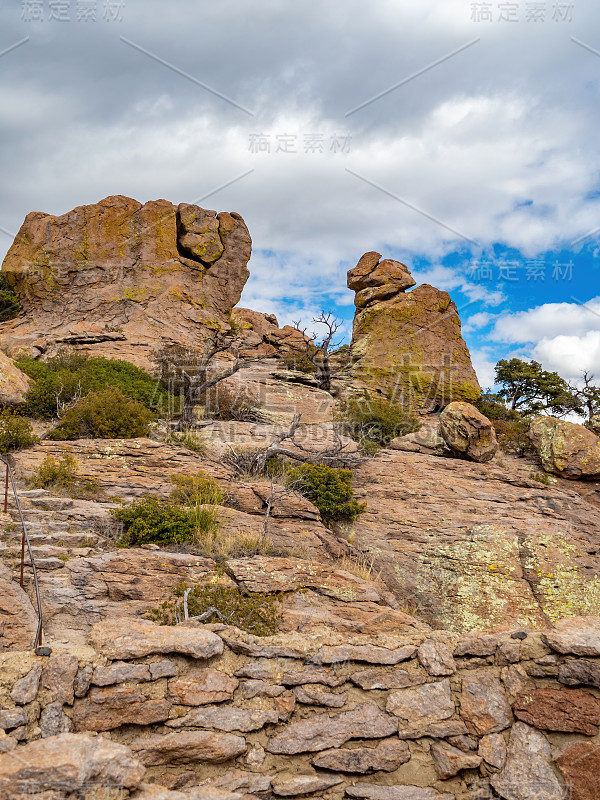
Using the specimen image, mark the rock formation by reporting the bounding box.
[0,196,252,368]
[0,352,29,406]
[440,401,498,463]
[347,252,481,409]
[528,415,600,479]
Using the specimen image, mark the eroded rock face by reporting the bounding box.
[266,702,398,754]
[130,730,246,765]
[0,564,38,653]
[0,352,29,406]
[88,618,224,660]
[440,402,498,463]
[0,733,145,798]
[556,741,600,800]
[528,416,600,479]
[490,722,563,800]
[0,196,251,368]
[348,254,480,409]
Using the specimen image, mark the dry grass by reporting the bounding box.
[194,522,276,560]
[335,553,382,584]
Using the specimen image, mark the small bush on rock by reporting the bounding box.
[113,470,224,547]
[339,396,420,450]
[493,418,535,457]
[0,274,20,321]
[0,410,38,452]
[47,387,154,440]
[288,463,366,526]
[170,472,225,507]
[113,495,200,546]
[147,571,283,636]
[29,453,100,498]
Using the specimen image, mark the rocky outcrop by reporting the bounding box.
[0,352,29,406]
[0,618,599,799]
[528,416,600,479]
[0,196,251,368]
[439,402,498,463]
[0,563,37,652]
[347,253,480,409]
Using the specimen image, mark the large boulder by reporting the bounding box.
[0,352,29,406]
[348,254,480,410]
[528,416,600,479]
[0,563,38,652]
[0,732,145,798]
[0,196,251,369]
[440,402,498,463]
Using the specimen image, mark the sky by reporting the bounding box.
[1,0,599,391]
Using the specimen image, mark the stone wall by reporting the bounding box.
[1,617,600,800]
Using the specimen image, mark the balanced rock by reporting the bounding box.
[0,196,251,368]
[348,254,480,410]
[528,416,600,479]
[440,402,498,462]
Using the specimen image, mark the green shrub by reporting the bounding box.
[147,572,283,636]
[47,387,154,440]
[288,463,366,526]
[339,396,421,449]
[166,430,207,454]
[0,274,19,321]
[530,471,554,485]
[113,495,200,546]
[474,392,515,421]
[113,471,224,547]
[16,351,171,419]
[169,472,224,506]
[0,410,38,452]
[493,418,535,457]
[28,453,100,497]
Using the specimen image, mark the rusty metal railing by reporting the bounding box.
[1,455,44,651]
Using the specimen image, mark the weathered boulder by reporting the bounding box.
[556,741,600,800]
[512,687,600,735]
[0,352,29,406]
[88,618,224,660]
[460,673,513,735]
[430,741,482,779]
[490,722,563,800]
[348,253,480,409]
[130,730,246,765]
[271,775,343,796]
[267,702,398,754]
[440,402,498,462]
[0,733,145,798]
[528,416,600,479]
[543,617,600,656]
[0,563,38,652]
[311,738,411,773]
[0,196,251,368]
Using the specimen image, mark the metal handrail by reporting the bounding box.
[1,455,44,650]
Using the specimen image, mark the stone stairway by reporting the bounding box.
[1,489,119,575]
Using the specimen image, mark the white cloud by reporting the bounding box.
[532,331,600,381]
[490,298,600,344]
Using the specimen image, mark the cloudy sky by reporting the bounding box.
[1,0,599,389]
